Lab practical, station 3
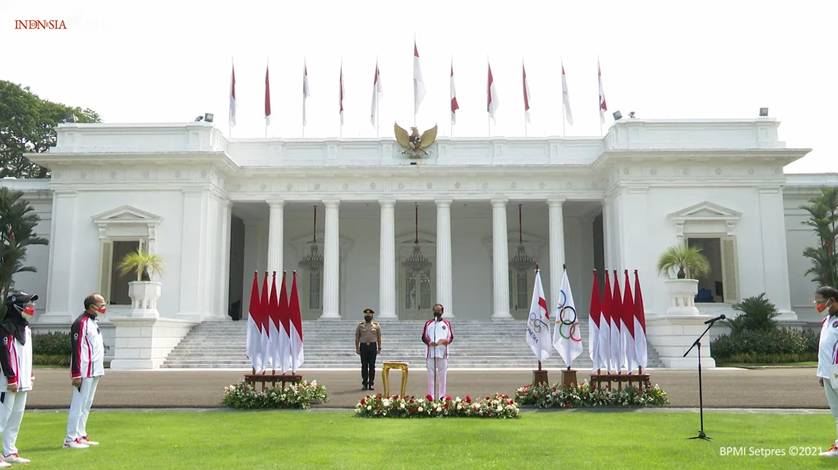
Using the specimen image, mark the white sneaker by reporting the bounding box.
[2,453,30,464]
[63,438,89,449]
[80,436,99,446]
[820,444,838,457]
[0,460,11,468]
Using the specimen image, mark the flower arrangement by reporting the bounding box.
[355,393,519,418]
[515,382,669,408]
[222,380,328,409]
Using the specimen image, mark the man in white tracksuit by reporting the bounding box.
[65,293,106,449]
[817,286,838,458]
[422,304,454,400]
[0,291,39,466]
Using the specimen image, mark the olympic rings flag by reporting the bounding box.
[526,269,553,361]
[553,268,583,368]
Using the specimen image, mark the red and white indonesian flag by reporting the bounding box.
[610,270,625,371]
[264,63,272,126]
[450,61,459,125]
[266,272,280,369]
[487,62,499,120]
[277,272,292,373]
[289,271,304,370]
[561,60,573,126]
[339,64,345,126]
[553,268,583,368]
[302,61,310,127]
[588,270,605,370]
[598,59,608,124]
[259,272,271,370]
[246,272,261,371]
[413,41,425,115]
[633,270,648,369]
[598,271,612,371]
[370,60,382,126]
[621,270,638,371]
[522,63,531,123]
[229,62,236,127]
[526,270,552,361]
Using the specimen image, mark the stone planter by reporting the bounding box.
[127,281,161,319]
[664,279,700,316]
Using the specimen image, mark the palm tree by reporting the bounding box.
[118,250,164,281]
[801,187,838,287]
[657,244,711,279]
[0,187,48,297]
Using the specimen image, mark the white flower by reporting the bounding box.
[400,403,405,409]
[366,406,372,411]
[382,399,391,407]
[418,406,424,412]
[436,406,442,412]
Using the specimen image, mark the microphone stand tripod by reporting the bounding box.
[683,318,720,441]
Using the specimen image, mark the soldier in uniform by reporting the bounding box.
[355,308,382,390]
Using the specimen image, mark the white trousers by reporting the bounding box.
[426,358,448,400]
[66,377,100,441]
[0,390,27,456]
[824,380,838,444]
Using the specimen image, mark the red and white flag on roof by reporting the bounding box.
[598,59,608,124]
[264,62,272,127]
[522,62,531,123]
[561,60,573,126]
[229,62,236,127]
[339,63,345,126]
[526,269,552,361]
[413,41,425,116]
[487,62,499,120]
[370,60,382,126]
[450,61,459,125]
[302,61,310,127]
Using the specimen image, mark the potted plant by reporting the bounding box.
[118,250,164,318]
[657,244,711,315]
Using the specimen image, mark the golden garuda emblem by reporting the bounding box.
[394,123,437,158]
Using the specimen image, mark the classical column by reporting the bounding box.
[378,199,397,318]
[436,199,454,318]
[491,198,511,319]
[547,199,566,314]
[267,200,284,274]
[220,201,233,320]
[321,199,341,319]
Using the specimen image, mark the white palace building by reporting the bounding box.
[3,117,834,369]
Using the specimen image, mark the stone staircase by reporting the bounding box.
[162,319,663,368]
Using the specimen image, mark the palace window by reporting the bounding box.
[687,237,739,304]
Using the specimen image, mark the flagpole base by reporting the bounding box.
[532,369,548,386]
[561,369,578,388]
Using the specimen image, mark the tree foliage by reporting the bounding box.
[656,244,711,279]
[0,186,48,297]
[800,187,838,288]
[0,80,100,178]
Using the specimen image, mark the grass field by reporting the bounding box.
[13,410,838,469]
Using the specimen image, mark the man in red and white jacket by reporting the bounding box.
[0,291,39,466]
[421,304,454,400]
[64,293,106,449]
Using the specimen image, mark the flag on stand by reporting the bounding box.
[487,62,499,120]
[450,61,459,125]
[622,270,638,371]
[633,270,648,369]
[554,268,583,368]
[526,269,552,361]
[339,64,345,126]
[277,272,292,373]
[259,272,271,370]
[229,62,236,127]
[413,41,425,116]
[266,272,280,369]
[598,271,612,371]
[246,272,261,371]
[370,60,382,126]
[264,63,271,126]
[610,270,624,371]
[289,271,304,371]
[598,59,608,124]
[588,270,604,370]
[561,60,573,126]
[302,61,310,127]
[522,62,531,123]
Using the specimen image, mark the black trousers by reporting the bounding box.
[359,342,378,386]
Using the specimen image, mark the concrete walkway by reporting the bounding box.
[26,366,828,409]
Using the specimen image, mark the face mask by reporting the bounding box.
[364,315,372,322]
[21,305,35,320]
[94,305,107,315]
[433,312,442,319]
[817,303,828,313]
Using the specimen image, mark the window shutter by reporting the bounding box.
[99,240,113,299]
[721,237,739,303]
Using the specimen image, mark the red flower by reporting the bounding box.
[376,393,382,399]
[360,399,366,405]
[465,395,472,403]
[425,394,434,401]
[444,395,452,401]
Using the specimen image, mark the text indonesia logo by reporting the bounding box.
[14,19,67,30]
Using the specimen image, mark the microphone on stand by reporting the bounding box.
[703,314,726,325]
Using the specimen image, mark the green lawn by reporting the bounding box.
[14,410,838,469]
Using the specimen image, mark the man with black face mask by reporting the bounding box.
[355,308,381,390]
[0,291,38,466]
